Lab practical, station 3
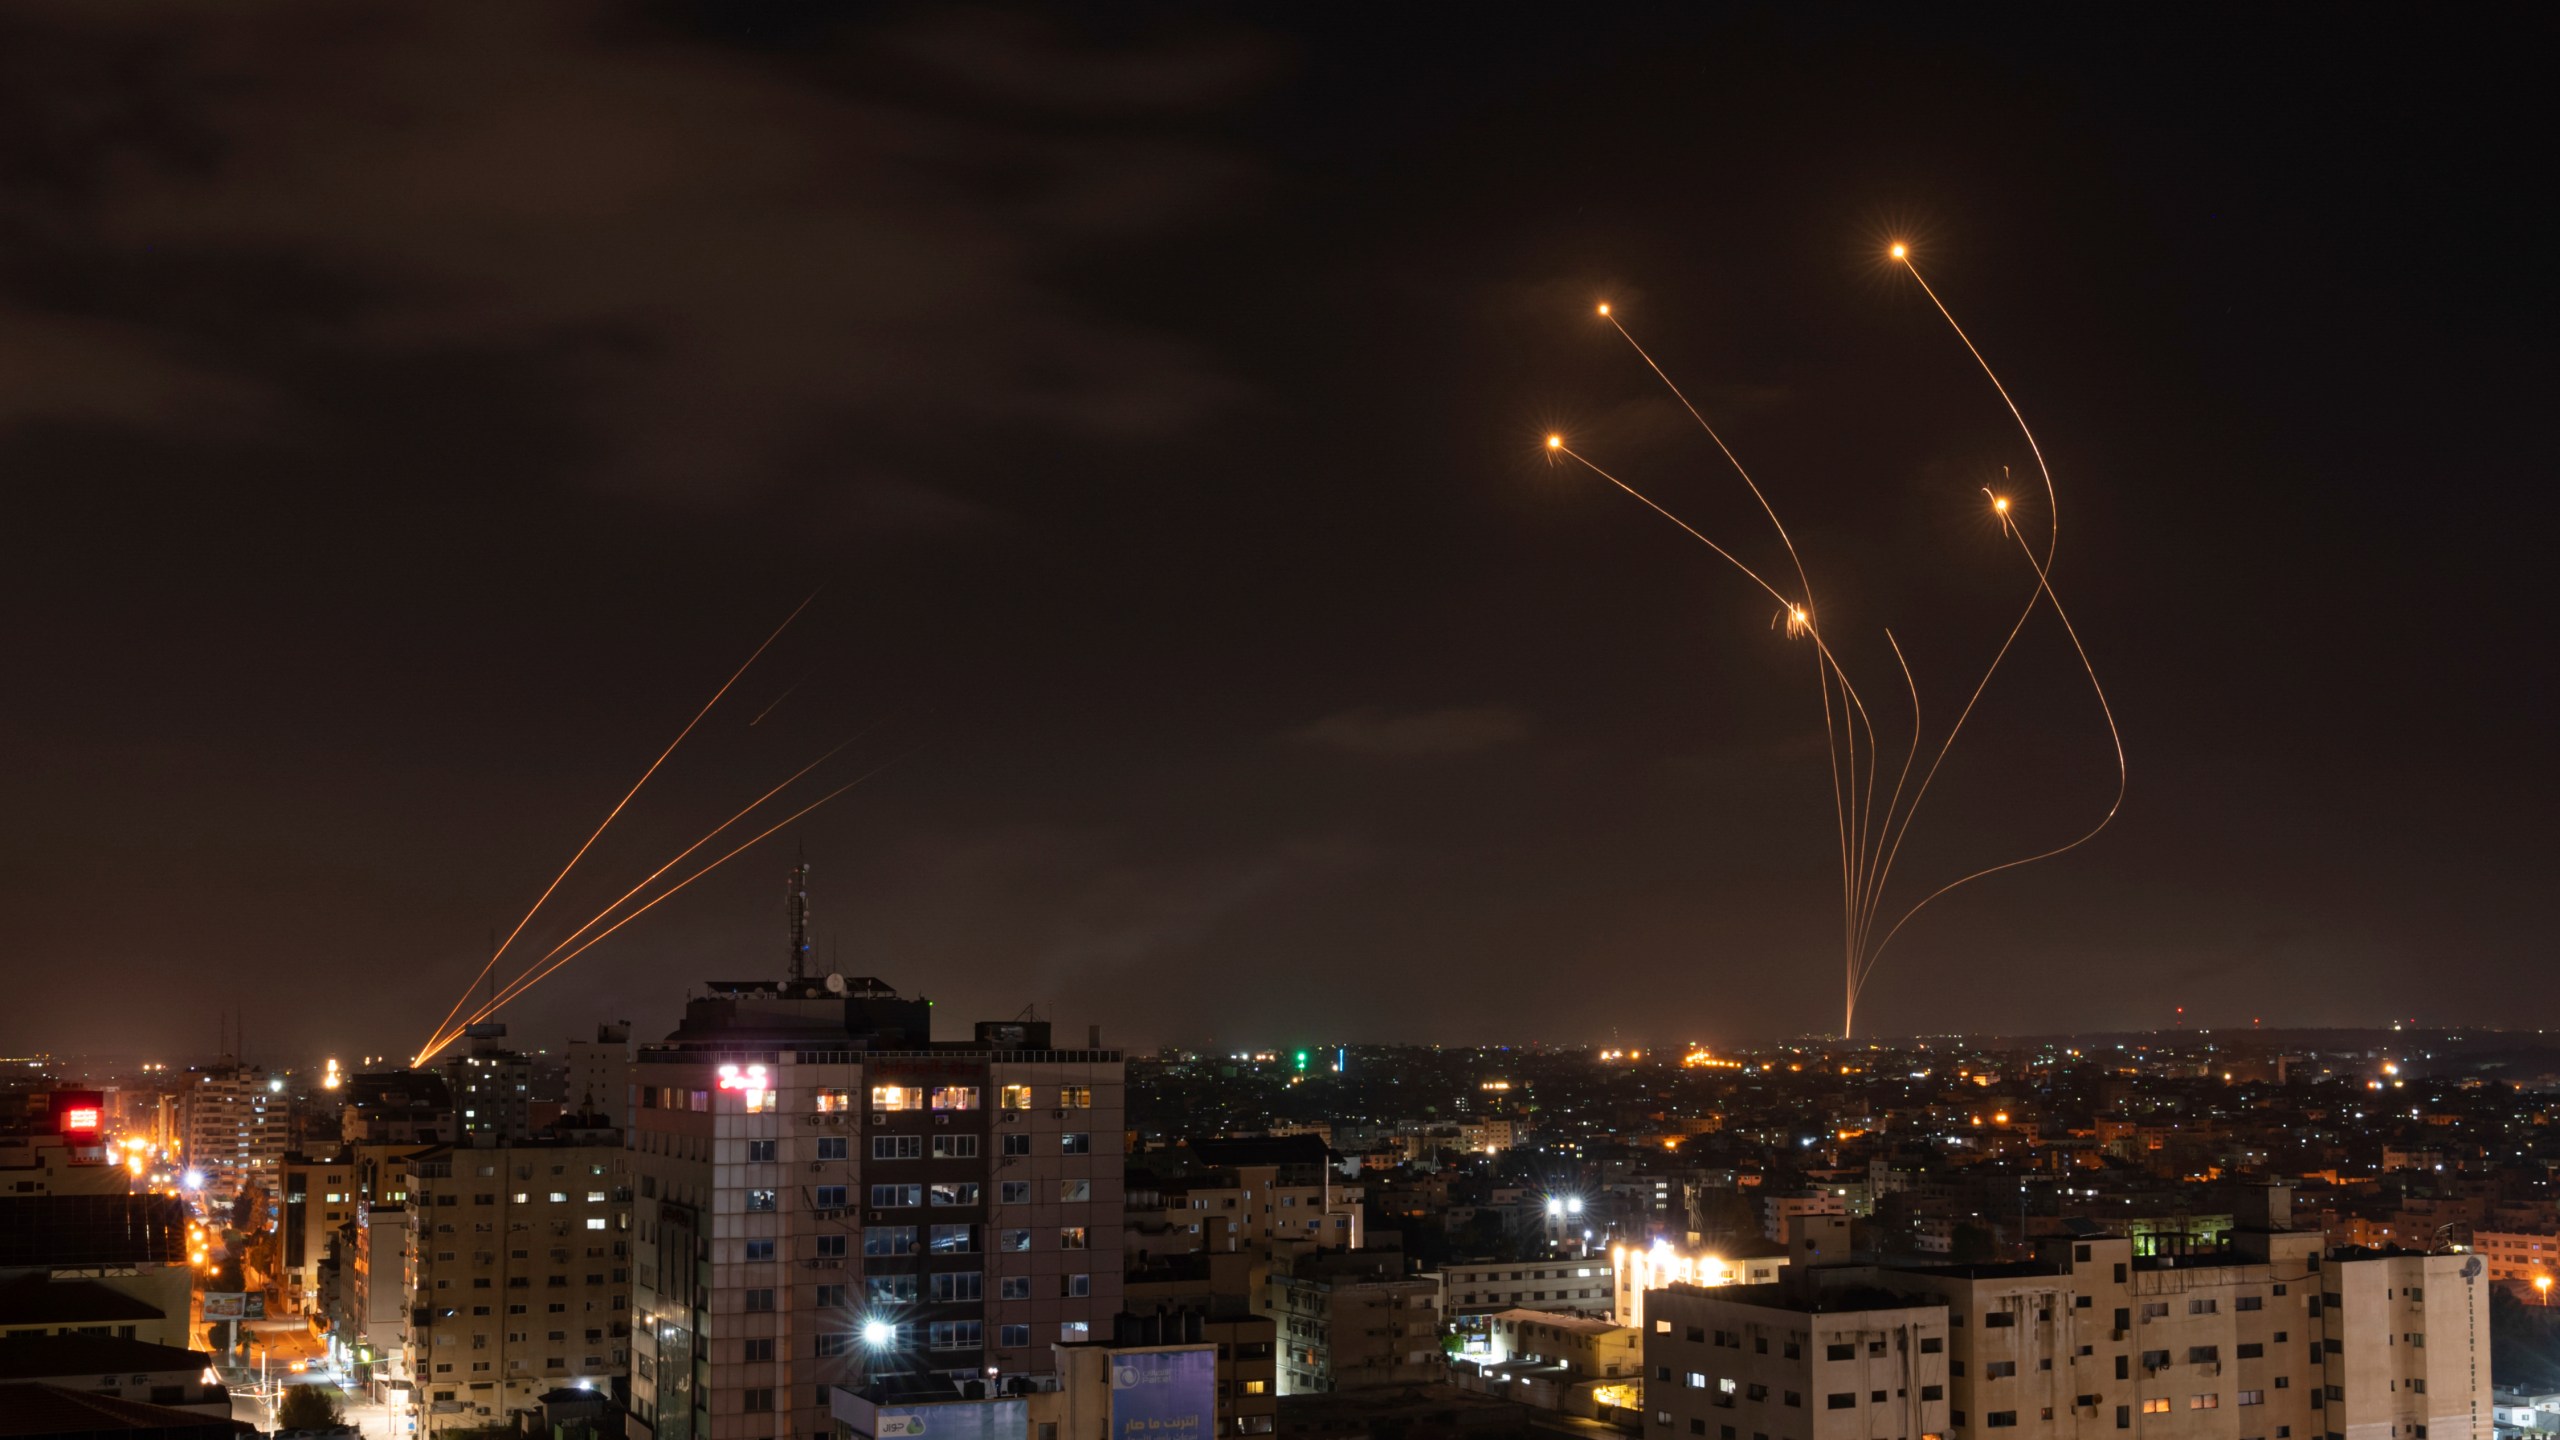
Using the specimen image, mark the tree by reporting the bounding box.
[275,1384,344,1431]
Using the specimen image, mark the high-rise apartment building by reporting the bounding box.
[181,1064,285,1202]
[401,1121,633,1433]
[569,1023,635,1129]
[440,1029,566,1143]
[627,974,1124,1440]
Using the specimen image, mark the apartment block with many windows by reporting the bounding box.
[401,1123,632,1432]
[626,976,1123,1440]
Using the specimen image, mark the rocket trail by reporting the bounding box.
[414,754,909,1067]
[418,723,872,1061]
[750,668,814,727]
[1858,514,2124,992]
[423,589,820,1051]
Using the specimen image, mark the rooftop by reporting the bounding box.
[0,1382,251,1437]
[1666,1280,1939,1316]
[0,1195,188,1270]
[0,1276,169,1328]
[0,1335,206,1380]
[1485,1308,1627,1335]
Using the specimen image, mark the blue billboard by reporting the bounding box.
[1109,1348,1216,1440]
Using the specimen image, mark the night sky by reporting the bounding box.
[1,5,2547,1062]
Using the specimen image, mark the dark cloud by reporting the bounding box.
[0,1,1269,509]
[1292,706,1535,758]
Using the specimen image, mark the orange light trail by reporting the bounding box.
[1561,243,2123,1040]
[1596,307,1859,955]
[416,757,905,1066]
[1860,511,2124,985]
[1551,436,1882,967]
[418,724,869,1060]
[423,590,819,1052]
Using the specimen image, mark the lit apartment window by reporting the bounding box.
[872,1086,924,1111]
[1060,1086,1092,1109]
[1060,1179,1091,1203]
[931,1087,980,1111]
[1000,1085,1034,1110]
[816,1090,853,1113]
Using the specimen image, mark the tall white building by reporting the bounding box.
[627,975,1125,1440]
[181,1064,285,1202]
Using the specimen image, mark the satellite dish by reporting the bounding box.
[825,973,847,995]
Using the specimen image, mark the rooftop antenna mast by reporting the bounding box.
[787,848,811,981]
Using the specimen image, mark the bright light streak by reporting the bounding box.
[422,588,820,1055]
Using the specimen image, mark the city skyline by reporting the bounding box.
[0,7,2546,1059]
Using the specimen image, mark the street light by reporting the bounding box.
[863,1319,896,1348]
[2537,1275,2552,1307]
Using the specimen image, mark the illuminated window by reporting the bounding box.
[815,1090,852,1113]
[872,1086,924,1111]
[1000,1085,1034,1110]
[2142,1400,2171,1415]
[930,1087,980,1111]
[1060,1086,1092,1109]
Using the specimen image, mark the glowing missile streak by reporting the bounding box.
[419,725,871,1059]
[750,668,814,727]
[1550,438,1881,930]
[1594,306,1860,952]
[424,589,820,1051]
[1860,509,2123,985]
[417,757,906,1065]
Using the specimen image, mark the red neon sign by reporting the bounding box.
[61,1107,100,1133]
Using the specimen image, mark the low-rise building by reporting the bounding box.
[0,1334,232,1418]
[1482,1308,1640,1380]
[0,1193,194,1348]
[1642,1278,1950,1440]
[1435,1258,1613,1321]
[1268,1251,1440,1395]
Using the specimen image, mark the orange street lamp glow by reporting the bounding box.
[1993,496,2010,514]
[1597,303,1611,316]
[1890,242,1907,260]
[1547,435,1562,450]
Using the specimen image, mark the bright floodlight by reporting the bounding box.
[863,1319,895,1348]
[1546,435,1562,450]
[1993,497,2009,512]
[182,1169,205,1190]
[1890,242,1907,259]
[1546,1198,1564,1217]
[1597,303,1610,316]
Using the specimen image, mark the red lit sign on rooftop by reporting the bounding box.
[61,1106,101,1134]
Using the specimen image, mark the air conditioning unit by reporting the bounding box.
[1052,1110,1066,1119]
[1002,1111,1018,1122]
[812,1163,826,1173]
[936,1114,950,1126]
[873,1113,888,1124]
